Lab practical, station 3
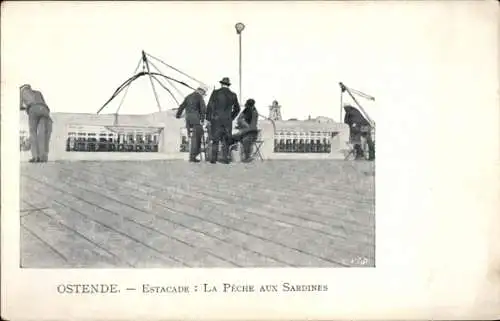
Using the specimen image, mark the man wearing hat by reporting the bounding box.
[176,86,208,162]
[236,98,259,162]
[206,77,240,164]
[20,84,53,163]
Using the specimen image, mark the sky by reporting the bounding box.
[1,1,496,122]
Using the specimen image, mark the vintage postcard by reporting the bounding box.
[1,0,499,320]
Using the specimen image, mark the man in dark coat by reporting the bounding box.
[20,84,53,163]
[343,104,375,160]
[206,77,240,164]
[236,98,259,162]
[176,86,207,162]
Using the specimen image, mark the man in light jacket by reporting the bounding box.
[176,86,207,162]
[20,84,53,163]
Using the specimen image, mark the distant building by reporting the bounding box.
[268,100,282,121]
[302,115,336,123]
[311,116,336,123]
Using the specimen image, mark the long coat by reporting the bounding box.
[206,87,240,125]
[176,91,207,127]
[343,106,370,128]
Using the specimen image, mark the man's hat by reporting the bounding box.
[219,77,231,86]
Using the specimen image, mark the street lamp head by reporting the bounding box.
[235,22,245,34]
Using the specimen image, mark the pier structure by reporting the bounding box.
[19,110,350,162]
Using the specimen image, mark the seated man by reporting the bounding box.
[235,99,259,162]
[207,99,259,162]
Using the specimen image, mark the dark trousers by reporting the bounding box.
[241,132,257,161]
[28,104,53,161]
[352,133,375,160]
[209,122,232,163]
[188,123,203,160]
[366,135,375,160]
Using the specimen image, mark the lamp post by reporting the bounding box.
[235,22,245,103]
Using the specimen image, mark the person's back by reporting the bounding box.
[176,90,206,126]
[239,101,258,130]
[207,87,239,124]
[175,87,207,162]
[237,99,259,162]
[343,104,374,160]
[20,84,53,163]
[21,86,49,112]
[206,77,240,164]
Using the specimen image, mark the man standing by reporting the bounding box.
[237,98,259,162]
[176,86,207,162]
[343,103,375,160]
[206,77,240,164]
[20,84,53,163]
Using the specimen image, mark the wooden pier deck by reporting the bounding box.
[20,160,375,268]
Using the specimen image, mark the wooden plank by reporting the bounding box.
[23,175,260,268]
[93,160,375,228]
[75,160,374,234]
[24,172,287,267]
[22,185,156,268]
[21,176,190,268]
[21,225,69,268]
[61,160,374,262]
[20,200,36,214]
[149,179,375,241]
[20,160,375,267]
[20,177,51,213]
[74,162,374,262]
[21,211,123,268]
[85,165,374,247]
[42,168,349,267]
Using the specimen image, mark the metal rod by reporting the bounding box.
[239,33,242,103]
[142,51,163,112]
[344,86,375,126]
[115,57,143,117]
[147,59,185,100]
[348,87,375,101]
[97,71,195,115]
[146,52,207,88]
[150,75,180,105]
[258,113,276,134]
[340,88,343,122]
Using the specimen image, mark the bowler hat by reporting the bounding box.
[219,77,231,86]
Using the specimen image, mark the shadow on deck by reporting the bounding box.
[20,159,375,268]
